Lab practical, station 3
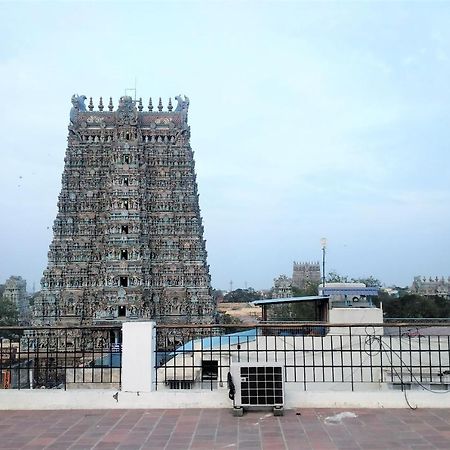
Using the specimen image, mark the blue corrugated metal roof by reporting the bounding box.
[175,328,257,353]
[91,353,122,368]
[251,296,330,306]
[321,287,379,296]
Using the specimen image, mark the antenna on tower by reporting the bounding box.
[125,77,137,102]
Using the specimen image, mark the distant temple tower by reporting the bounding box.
[33,94,215,326]
[272,275,293,299]
[2,276,30,324]
[411,276,450,299]
[292,261,321,290]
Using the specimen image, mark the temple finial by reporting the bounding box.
[108,97,114,111]
[158,97,163,112]
[148,97,153,111]
[138,97,143,111]
[88,97,94,111]
[98,97,104,111]
[168,97,173,112]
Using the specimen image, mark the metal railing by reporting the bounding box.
[385,318,450,323]
[0,326,122,390]
[2,322,449,393]
[154,323,450,392]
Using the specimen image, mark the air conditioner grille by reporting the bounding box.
[240,366,283,405]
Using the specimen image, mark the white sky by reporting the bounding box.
[1,1,449,291]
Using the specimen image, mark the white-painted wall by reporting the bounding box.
[329,307,383,325]
[1,387,449,410]
[121,321,155,392]
[329,307,384,335]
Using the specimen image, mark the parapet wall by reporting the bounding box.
[0,387,447,410]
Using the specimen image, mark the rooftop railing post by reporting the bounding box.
[349,325,354,391]
[122,321,155,393]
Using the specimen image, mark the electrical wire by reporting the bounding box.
[363,327,449,409]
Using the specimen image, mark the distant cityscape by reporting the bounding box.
[2,267,450,326]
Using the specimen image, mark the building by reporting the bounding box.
[292,261,321,290]
[318,282,379,308]
[2,276,30,324]
[33,94,215,327]
[410,276,450,299]
[272,275,292,298]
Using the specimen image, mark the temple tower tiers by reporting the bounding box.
[292,261,321,290]
[33,94,216,326]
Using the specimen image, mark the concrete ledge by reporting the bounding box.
[0,389,229,410]
[285,390,450,409]
[1,388,449,410]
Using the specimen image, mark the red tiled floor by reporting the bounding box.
[0,408,449,449]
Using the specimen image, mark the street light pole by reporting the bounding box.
[320,238,327,293]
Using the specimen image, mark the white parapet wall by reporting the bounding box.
[0,387,449,410]
[329,307,384,335]
[1,319,449,410]
[121,321,155,393]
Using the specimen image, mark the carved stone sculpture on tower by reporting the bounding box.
[34,94,216,326]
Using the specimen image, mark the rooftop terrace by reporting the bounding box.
[0,407,449,449]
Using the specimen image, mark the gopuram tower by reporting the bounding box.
[33,94,215,326]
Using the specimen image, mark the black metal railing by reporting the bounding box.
[2,322,448,393]
[0,326,122,390]
[385,318,450,323]
[154,322,450,392]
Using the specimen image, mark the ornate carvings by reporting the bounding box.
[70,94,87,124]
[34,94,216,327]
[175,95,189,114]
[116,95,138,126]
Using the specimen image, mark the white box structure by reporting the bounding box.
[122,321,155,392]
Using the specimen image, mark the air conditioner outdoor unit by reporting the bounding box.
[229,362,284,416]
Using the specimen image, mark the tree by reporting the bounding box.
[292,282,320,297]
[351,276,382,288]
[326,272,382,288]
[380,293,450,319]
[269,301,316,321]
[223,288,262,303]
[0,297,19,326]
[269,286,317,321]
[216,312,243,325]
[326,272,349,283]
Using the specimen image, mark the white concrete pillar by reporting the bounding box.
[121,321,156,392]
